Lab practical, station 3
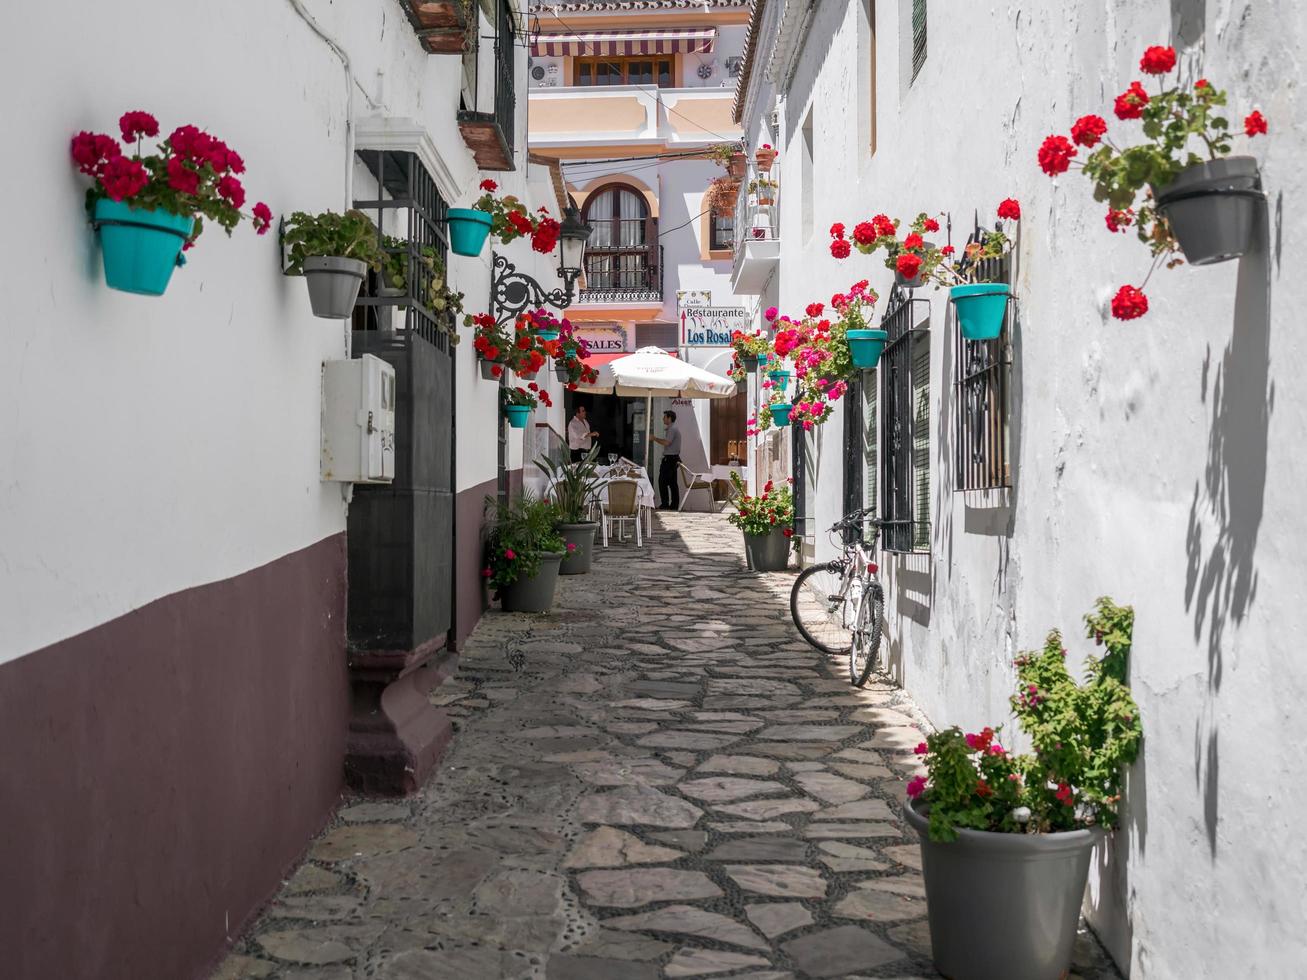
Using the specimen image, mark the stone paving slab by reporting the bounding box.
[216,512,1124,980]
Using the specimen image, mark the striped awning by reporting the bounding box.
[531,27,717,58]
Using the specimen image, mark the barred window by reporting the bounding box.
[954,229,1013,490]
[880,287,931,553]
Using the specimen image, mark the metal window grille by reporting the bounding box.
[954,222,1013,490]
[353,148,452,354]
[880,284,931,553]
[792,424,808,539]
[458,0,516,164]
[862,369,878,533]
[842,374,864,544]
[911,0,927,82]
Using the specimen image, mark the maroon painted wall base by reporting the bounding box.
[344,644,457,795]
[0,534,349,980]
[454,477,497,648]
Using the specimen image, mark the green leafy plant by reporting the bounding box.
[706,142,741,169]
[483,494,566,589]
[910,597,1143,842]
[281,210,382,274]
[378,236,464,343]
[749,177,777,195]
[502,384,550,411]
[472,178,559,253]
[537,444,603,524]
[726,472,795,539]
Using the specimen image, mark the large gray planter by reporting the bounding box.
[1154,156,1263,266]
[499,552,564,612]
[558,523,597,575]
[303,256,367,319]
[743,528,790,572]
[904,799,1100,980]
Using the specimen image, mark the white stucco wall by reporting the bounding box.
[750,0,1307,975]
[0,0,551,662]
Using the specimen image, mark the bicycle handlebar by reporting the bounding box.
[829,508,879,534]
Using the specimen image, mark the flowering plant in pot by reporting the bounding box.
[729,327,771,372]
[449,179,560,257]
[904,597,1142,980]
[378,236,464,343]
[501,383,551,428]
[708,142,747,179]
[830,213,945,288]
[706,176,740,217]
[945,199,1020,341]
[833,280,885,367]
[471,312,511,380]
[548,319,601,388]
[71,111,271,295]
[755,143,777,173]
[537,444,603,574]
[749,177,777,206]
[1037,45,1268,320]
[727,472,794,571]
[283,210,384,319]
[483,494,567,612]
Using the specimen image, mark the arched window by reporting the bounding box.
[583,184,657,294]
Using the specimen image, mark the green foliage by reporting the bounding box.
[916,597,1143,841]
[483,494,566,589]
[378,236,464,343]
[537,445,604,524]
[726,472,795,537]
[282,210,382,273]
[706,142,740,169]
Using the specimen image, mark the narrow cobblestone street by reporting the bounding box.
[217,513,1121,980]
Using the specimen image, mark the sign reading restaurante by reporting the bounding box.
[680,305,749,347]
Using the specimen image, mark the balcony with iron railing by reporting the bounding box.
[730,168,780,295]
[579,243,665,305]
[458,0,516,170]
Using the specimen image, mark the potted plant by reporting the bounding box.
[948,200,1020,341]
[523,307,561,342]
[1037,45,1268,319]
[71,111,272,295]
[551,321,600,389]
[903,598,1142,980]
[727,472,794,571]
[282,210,381,319]
[728,356,748,393]
[537,445,604,575]
[749,177,777,206]
[471,312,510,380]
[835,281,886,367]
[830,213,944,288]
[483,494,567,613]
[755,144,777,174]
[706,177,740,218]
[707,142,748,180]
[378,236,464,342]
[450,179,561,258]
[766,395,792,428]
[502,383,551,428]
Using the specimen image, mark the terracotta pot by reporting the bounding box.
[755,147,777,173]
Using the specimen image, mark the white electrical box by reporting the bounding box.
[321,354,396,484]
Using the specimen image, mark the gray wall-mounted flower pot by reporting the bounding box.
[743,528,790,572]
[480,359,499,380]
[904,799,1100,980]
[303,256,367,319]
[1155,155,1263,266]
[894,240,935,289]
[558,523,597,575]
[499,552,564,612]
[555,363,570,382]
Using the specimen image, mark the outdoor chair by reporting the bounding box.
[677,462,719,512]
[601,478,642,546]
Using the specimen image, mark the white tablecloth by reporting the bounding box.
[595,464,658,511]
[710,464,749,483]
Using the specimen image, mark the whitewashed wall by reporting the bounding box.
[0,0,551,662]
[763,0,1307,976]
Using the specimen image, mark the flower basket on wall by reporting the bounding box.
[846,328,889,367]
[283,210,383,319]
[1152,156,1262,265]
[447,209,493,256]
[504,404,531,428]
[950,284,1012,341]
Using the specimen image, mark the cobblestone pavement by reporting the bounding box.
[216,512,1122,980]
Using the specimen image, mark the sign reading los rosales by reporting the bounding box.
[574,326,628,354]
[680,305,749,347]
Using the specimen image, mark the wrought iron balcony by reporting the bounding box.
[578,244,665,304]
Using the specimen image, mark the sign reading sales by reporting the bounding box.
[680,305,749,347]
[573,326,627,354]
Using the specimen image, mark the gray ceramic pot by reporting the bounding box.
[555,363,570,382]
[743,528,790,572]
[558,523,597,575]
[480,358,499,380]
[303,256,367,319]
[903,799,1101,980]
[499,552,564,613]
[1154,156,1263,266]
[741,354,759,371]
[894,240,936,289]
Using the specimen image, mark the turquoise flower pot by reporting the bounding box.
[93,200,194,296]
[758,353,770,367]
[770,402,792,427]
[951,283,1011,341]
[447,208,493,257]
[846,328,889,368]
[504,404,531,429]
[537,328,560,342]
[767,369,791,387]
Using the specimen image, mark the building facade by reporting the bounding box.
[0,1,569,976]
[528,0,752,482]
[732,0,1306,976]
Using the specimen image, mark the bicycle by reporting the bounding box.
[789,507,885,687]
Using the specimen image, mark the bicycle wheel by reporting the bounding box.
[849,578,884,687]
[790,562,853,654]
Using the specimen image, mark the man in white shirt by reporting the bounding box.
[651,410,682,509]
[567,405,599,462]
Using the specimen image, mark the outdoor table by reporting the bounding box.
[595,463,657,535]
[711,464,749,503]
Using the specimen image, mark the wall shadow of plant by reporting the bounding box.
[1182,194,1274,857]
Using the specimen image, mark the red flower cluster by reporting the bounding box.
[507,210,534,236]
[871,214,896,237]
[1105,208,1134,233]
[922,217,940,233]
[531,215,560,254]
[964,727,996,752]
[852,221,877,246]
[1070,113,1107,147]
[997,198,1021,221]
[167,156,200,195]
[1110,284,1149,321]
[252,202,273,236]
[479,179,498,191]
[896,253,922,279]
[902,232,924,250]
[1054,782,1074,806]
[118,110,159,144]
[805,302,824,317]
[100,156,148,202]
[1114,81,1150,120]
[1245,110,1268,137]
[830,238,851,259]
[71,131,123,177]
[829,222,845,238]
[1037,134,1076,175]
[1139,45,1176,75]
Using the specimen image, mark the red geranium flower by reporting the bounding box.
[1055,782,1074,805]
[922,217,940,233]
[896,253,922,279]
[1194,78,1210,91]
[71,131,122,176]
[480,179,498,191]
[782,527,794,538]
[118,110,159,144]
[940,244,955,256]
[99,156,148,201]
[217,174,245,208]
[166,156,200,195]
[1070,114,1108,147]
[997,198,1021,221]
[830,238,851,259]
[906,775,927,799]
[805,302,824,317]
[1105,208,1134,233]
[852,221,877,246]
[1110,284,1149,320]
[252,202,273,235]
[975,779,994,798]
[1245,110,1268,137]
[872,214,896,237]
[902,232,924,250]
[1114,81,1150,120]
[1037,134,1077,175]
[829,222,845,239]
[1139,45,1176,75]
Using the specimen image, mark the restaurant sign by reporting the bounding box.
[680,304,749,347]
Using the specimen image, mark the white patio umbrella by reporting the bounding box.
[577,346,735,466]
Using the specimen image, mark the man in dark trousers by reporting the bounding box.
[651,410,682,510]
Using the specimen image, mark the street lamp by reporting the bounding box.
[490,204,593,329]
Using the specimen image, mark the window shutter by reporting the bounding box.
[911,0,927,81]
